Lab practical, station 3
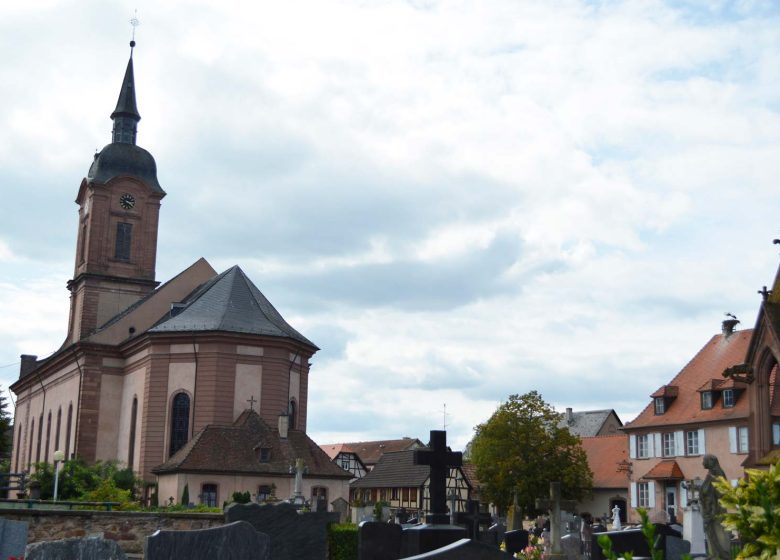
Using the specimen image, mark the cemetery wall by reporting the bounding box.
[0,509,224,555]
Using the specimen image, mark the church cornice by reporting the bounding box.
[67,272,160,291]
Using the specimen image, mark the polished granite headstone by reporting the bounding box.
[145,520,268,560]
[26,536,127,560]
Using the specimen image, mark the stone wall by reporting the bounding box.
[0,509,223,555]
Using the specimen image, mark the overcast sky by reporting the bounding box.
[1,0,779,451]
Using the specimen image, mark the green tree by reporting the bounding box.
[0,388,12,461]
[470,391,593,514]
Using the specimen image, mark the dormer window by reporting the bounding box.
[654,397,666,415]
[722,389,735,408]
[701,391,714,410]
[257,447,271,462]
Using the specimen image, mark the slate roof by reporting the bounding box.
[153,410,351,479]
[150,265,317,349]
[623,330,752,430]
[580,434,629,489]
[350,450,431,488]
[558,409,622,437]
[321,438,424,466]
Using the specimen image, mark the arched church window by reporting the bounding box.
[288,399,296,430]
[45,411,51,463]
[36,414,43,463]
[169,393,190,457]
[15,422,22,472]
[27,418,34,470]
[65,404,73,459]
[128,397,138,470]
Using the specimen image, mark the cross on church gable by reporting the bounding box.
[413,430,462,524]
[247,395,257,411]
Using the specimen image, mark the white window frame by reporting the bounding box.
[722,389,734,408]
[662,432,676,457]
[638,434,649,458]
[738,426,749,453]
[701,391,713,410]
[655,398,666,415]
[686,430,699,455]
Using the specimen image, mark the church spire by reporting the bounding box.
[110,41,141,145]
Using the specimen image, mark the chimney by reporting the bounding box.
[566,408,574,425]
[722,318,740,338]
[20,355,38,378]
[278,413,289,439]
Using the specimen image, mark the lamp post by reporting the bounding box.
[52,450,65,501]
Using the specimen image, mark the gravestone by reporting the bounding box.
[503,529,529,555]
[455,500,492,541]
[487,520,505,546]
[402,430,467,557]
[0,518,28,560]
[315,495,328,512]
[358,521,402,560]
[403,538,514,559]
[536,482,577,560]
[225,501,338,560]
[145,520,269,560]
[332,497,350,523]
[665,535,691,560]
[26,536,127,560]
[560,533,581,560]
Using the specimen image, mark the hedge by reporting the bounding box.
[328,523,358,560]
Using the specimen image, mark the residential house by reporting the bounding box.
[559,408,623,437]
[578,434,630,523]
[321,437,425,473]
[621,320,752,523]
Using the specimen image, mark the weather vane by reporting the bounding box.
[129,9,140,51]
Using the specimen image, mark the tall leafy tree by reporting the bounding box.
[470,391,593,515]
[0,388,11,461]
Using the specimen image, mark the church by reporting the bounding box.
[9,43,352,507]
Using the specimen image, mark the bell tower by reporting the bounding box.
[66,41,165,343]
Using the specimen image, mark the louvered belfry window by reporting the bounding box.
[115,222,132,261]
[170,393,190,456]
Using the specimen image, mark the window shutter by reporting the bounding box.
[629,435,637,459]
[675,431,684,456]
[631,482,637,507]
[698,428,706,454]
[654,433,662,457]
[679,482,687,508]
[647,481,656,508]
[729,427,737,453]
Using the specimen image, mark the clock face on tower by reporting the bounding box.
[119,193,136,210]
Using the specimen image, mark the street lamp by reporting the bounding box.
[52,450,65,501]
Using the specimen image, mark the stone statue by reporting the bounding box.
[700,454,731,560]
[612,505,621,530]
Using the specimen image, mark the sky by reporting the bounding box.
[1,0,780,451]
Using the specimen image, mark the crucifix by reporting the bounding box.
[759,286,771,301]
[414,430,462,525]
[247,395,257,411]
[535,481,577,558]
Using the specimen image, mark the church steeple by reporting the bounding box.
[110,42,141,144]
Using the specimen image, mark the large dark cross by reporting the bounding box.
[535,481,577,557]
[414,430,462,524]
[455,499,492,541]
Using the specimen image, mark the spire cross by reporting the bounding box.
[759,286,771,301]
[129,10,140,53]
[247,395,257,411]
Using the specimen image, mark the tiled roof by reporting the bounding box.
[580,434,629,489]
[350,450,430,488]
[624,330,752,429]
[153,410,351,479]
[460,462,480,489]
[643,460,684,480]
[321,438,425,466]
[558,410,622,437]
[650,385,679,398]
[149,266,317,349]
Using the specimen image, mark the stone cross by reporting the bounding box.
[535,481,577,557]
[290,458,305,504]
[455,499,492,541]
[247,395,257,411]
[414,430,462,524]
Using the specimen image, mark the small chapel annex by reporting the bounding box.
[9,43,351,507]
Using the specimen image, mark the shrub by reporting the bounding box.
[328,523,358,560]
[716,462,780,560]
[232,491,251,504]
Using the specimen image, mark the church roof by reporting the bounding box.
[87,142,163,193]
[150,265,317,349]
[111,55,140,121]
[557,409,622,437]
[153,410,350,478]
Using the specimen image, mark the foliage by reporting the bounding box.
[470,391,593,513]
[152,503,222,513]
[516,535,543,560]
[373,500,388,521]
[181,483,189,505]
[716,462,780,560]
[0,388,11,462]
[80,477,139,510]
[327,523,358,560]
[231,490,251,504]
[29,459,141,502]
[596,509,688,560]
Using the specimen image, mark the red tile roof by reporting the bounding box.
[624,330,752,429]
[320,438,425,466]
[643,460,684,480]
[580,434,629,489]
